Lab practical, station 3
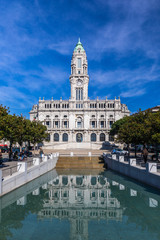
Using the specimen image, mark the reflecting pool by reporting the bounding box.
[0,169,160,240]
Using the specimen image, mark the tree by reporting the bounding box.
[145,111,160,160]
[110,116,129,137]
[29,121,48,155]
[111,111,151,157]
[0,105,9,140]
[16,116,26,152]
[0,105,49,156]
[2,114,20,152]
[23,119,33,149]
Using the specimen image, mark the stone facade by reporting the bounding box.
[30,39,130,149]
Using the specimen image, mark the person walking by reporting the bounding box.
[39,148,44,158]
[142,146,148,164]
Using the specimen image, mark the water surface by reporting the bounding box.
[0,169,160,240]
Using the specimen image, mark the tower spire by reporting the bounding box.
[74,38,84,52]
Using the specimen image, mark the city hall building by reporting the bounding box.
[30,39,130,149]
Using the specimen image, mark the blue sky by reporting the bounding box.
[0,0,160,118]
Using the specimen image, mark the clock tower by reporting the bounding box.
[69,39,89,102]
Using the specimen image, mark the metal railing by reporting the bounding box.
[2,164,21,178]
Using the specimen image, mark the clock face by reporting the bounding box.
[77,80,82,86]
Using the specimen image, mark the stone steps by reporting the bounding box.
[56,168,103,176]
[56,156,104,169]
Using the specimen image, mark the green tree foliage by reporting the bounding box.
[110,110,160,157]
[145,111,160,145]
[31,120,48,145]
[110,116,129,136]
[2,114,20,150]
[29,121,48,153]
[15,116,26,152]
[0,105,48,153]
[0,105,9,139]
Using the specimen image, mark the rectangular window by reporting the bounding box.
[76,88,83,100]
[100,121,104,128]
[64,121,67,128]
[81,89,83,100]
[77,58,81,68]
[110,121,113,128]
[92,121,96,128]
[55,121,59,128]
[77,122,81,128]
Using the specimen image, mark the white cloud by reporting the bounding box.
[48,41,73,55]
[90,65,160,88]
[120,88,146,98]
[83,0,160,61]
[0,86,36,109]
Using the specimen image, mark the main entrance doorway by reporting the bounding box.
[76,133,83,142]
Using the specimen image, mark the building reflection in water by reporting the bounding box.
[38,173,123,240]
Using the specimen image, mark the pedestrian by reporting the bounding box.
[142,146,148,164]
[0,149,3,165]
[39,148,44,158]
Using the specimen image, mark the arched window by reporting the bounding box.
[63,133,68,142]
[54,133,59,142]
[91,177,97,185]
[76,133,83,142]
[91,133,96,142]
[100,133,105,142]
[62,176,68,185]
